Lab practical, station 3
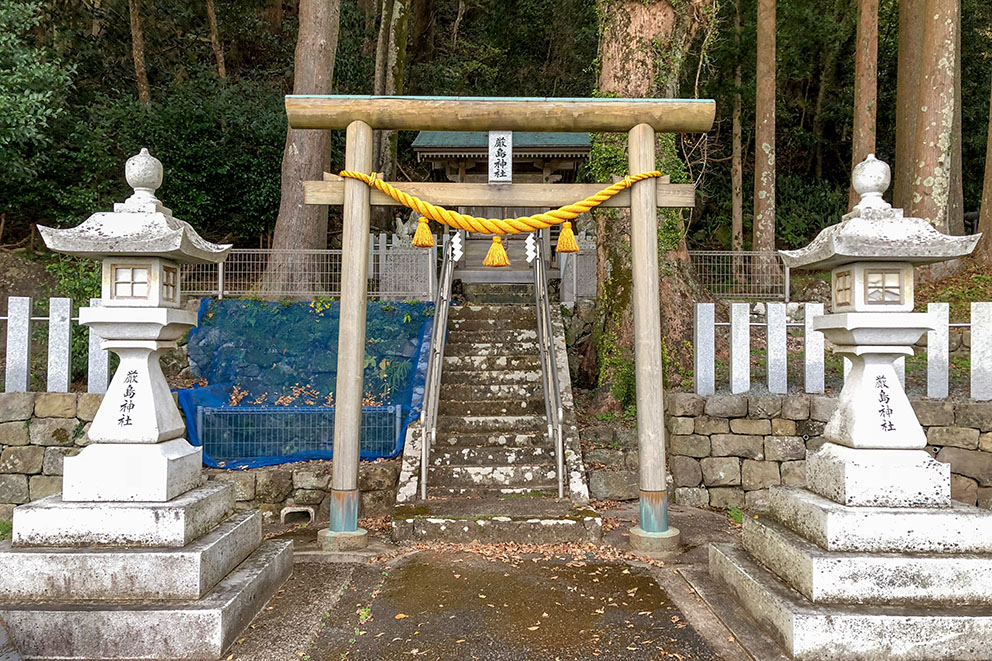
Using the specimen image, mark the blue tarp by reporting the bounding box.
[175,299,433,469]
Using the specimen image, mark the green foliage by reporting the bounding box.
[727,507,744,524]
[0,520,11,541]
[0,0,72,193]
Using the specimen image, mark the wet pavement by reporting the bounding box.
[308,550,721,660]
[227,504,756,661]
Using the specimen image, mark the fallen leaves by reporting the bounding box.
[394,613,409,620]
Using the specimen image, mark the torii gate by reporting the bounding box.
[286,95,716,552]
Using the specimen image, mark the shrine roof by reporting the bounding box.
[412,131,590,160]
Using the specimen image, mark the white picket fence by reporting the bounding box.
[693,301,992,399]
[2,297,109,394]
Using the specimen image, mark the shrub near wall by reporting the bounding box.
[0,393,401,522]
[582,393,992,511]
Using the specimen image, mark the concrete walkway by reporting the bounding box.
[226,504,783,661]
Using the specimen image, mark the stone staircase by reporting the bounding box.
[392,299,600,544]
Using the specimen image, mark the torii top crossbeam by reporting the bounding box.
[285,95,715,133]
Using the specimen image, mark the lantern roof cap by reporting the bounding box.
[779,154,979,270]
[39,149,231,264]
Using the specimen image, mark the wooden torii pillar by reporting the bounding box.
[287,96,715,552]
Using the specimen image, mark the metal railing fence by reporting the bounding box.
[534,232,565,498]
[688,251,790,301]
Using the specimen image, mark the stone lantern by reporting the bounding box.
[0,150,292,660]
[707,155,992,661]
[38,148,231,500]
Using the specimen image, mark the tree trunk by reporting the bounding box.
[947,10,964,235]
[731,0,744,282]
[373,0,408,180]
[753,0,777,288]
[587,0,714,404]
[811,0,852,179]
[206,0,227,80]
[893,0,924,209]
[264,0,282,33]
[908,0,957,234]
[265,0,341,294]
[975,80,992,265]
[128,0,151,105]
[850,0,877,208]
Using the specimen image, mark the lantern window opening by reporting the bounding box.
[113,264,151,300]
[163,266,178,302]
[865,269,903,305]
[835,269,853,306]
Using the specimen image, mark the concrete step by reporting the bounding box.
[435,431,548,448]
[430,446,554,466]
[12,482,234,548]
[0,510,261,602]
[439,383,543,401]
[442,369,542,386]
[427,464,557,489]
[437,414,547,434]
[449,317,535,332]
[0,539,293,660]
[443,355,542,371]
[425,486,557,498]
[742,514,992,607]
[448,305,536,321]
[444,341,539,357]
[768,486,992,554]
[446,328,538,344]
[710,542,992,661]
[392,498,601,544]
[437,398,545,416]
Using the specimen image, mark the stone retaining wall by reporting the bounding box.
[582,392,992,511]
[0,392,400,522]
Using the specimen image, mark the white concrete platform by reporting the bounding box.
[62,438,203,502]
[12,482,233,548]
[710,543,992,661]
[769,486,992,553]
[805,443,950,508]
[0,539,292,660]
[0,511,260,601]
[742,515,992,606]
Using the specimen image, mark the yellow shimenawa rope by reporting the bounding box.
[338,170,665,238]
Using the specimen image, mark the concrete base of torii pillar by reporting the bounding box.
[708,312,992,660]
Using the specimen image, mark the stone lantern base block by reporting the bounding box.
[742,515,992,607]
[806,443,951,508]
[710,542,992,661]
[769,487,992,554]
[62,438,203,502]
[12,482,233,548]
[0,540,292,661]
[0,510,261,602]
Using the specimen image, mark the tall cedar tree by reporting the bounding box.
[752,0,775,256]
[266,0,341,290]
[850,0,877,208]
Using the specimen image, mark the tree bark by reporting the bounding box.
[850,0,877,208]
[731,0,744,281]
[588,0,714,403]
[373,0,408,180]
[753,0,777,287]
[908,0,957,233]
[206,0,227,80]
[264,0,282,34]
[266,0,341,293]
[947,9,964,235]
[975,80,992,265]
[893,0,924,209]
[128,0,151,105]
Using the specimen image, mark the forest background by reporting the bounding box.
[4,0,991,251]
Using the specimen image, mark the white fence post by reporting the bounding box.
[694,303,715,396]
[47,297,72,393]
[87,298,109,394]
[804,302,824,394]
[767,303,787,394]
[5,296,32,392]
[730,303,750,394]
[972,302,992,400]
[927,302,949,398]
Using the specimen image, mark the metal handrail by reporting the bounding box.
[420,238,456,499]
[533,232,565,499]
